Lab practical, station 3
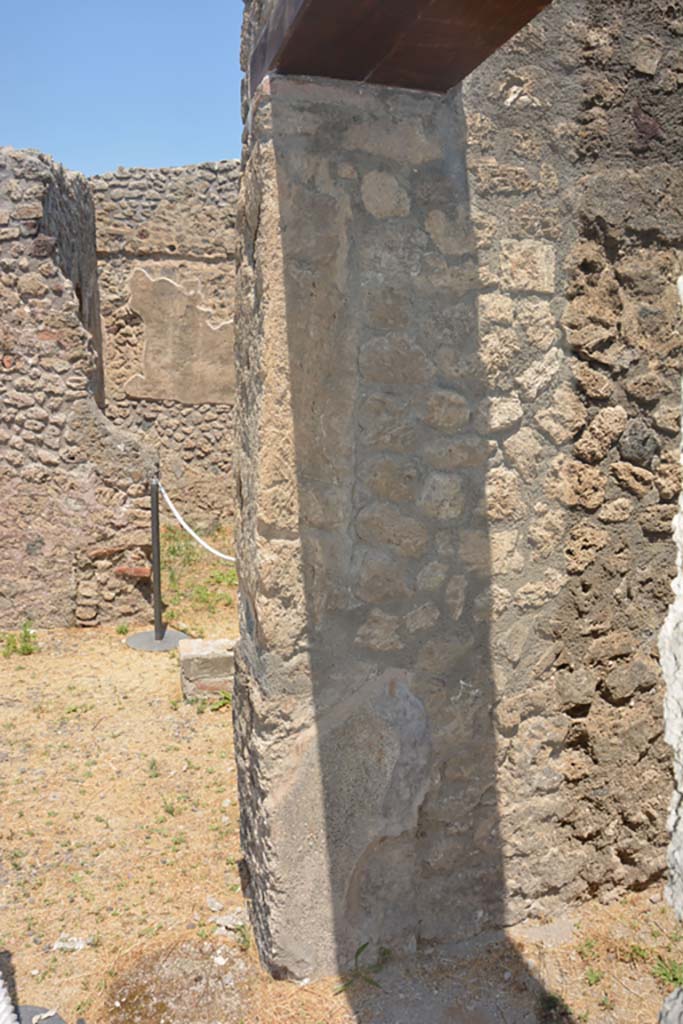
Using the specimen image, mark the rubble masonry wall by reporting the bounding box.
[233,0,683,979]
[0,148,156,628]
[92,162,240,526]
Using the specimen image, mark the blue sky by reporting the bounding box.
[1,0,244,176]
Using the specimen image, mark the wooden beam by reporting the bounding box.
[249,0,553,97]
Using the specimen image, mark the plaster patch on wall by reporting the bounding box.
[124,269,235,405]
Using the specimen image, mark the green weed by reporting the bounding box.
[577,938,597,961]
[210,691,232,712]
[234,923,251,952]
[335,943,391,996]
[653,956,683,987]
[3,621,38,657]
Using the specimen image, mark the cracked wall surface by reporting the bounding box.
[92,162,240,525]
[0,148,156,628]
[235,0,683,981]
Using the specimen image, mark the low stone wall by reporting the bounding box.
[0,148,156,628]
[92,162,240,527]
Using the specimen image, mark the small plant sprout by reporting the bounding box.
[116,623,130,636]
[585,967,603,987]
[18,621,38,655]
[335,942,391,995]
[653,955,683,987]
[3,622,38,657]
[2,633,18,658]
[627,943,649,964]
[234,923,251,952]
[210,691,232,712]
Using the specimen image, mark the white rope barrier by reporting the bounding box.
[158,480,236,564]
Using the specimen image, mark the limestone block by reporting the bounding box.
[354,551,413,603]
[179,638,236,700]
[546,455,606,510]
[535,383,587,445]
[485,467,525,521]
[504,427,545,483]
[423,389,470,432]
[423,436,489,470]
[611,460,655,496]
[515,347,563,400]
[355,609,403,650]
[419,472,464,520]
[564,522,609,574]
[572,362,613,399]
[499,239,555,294]
[356,502,429,556]
[598,498,633,523]
[489,395,523,433]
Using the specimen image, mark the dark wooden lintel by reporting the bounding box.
[249,0,553,98]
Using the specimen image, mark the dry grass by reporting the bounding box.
[0,625,243,1021]
[511,890,683,1023]
[0,531,681,1023]
[158,519,239,641]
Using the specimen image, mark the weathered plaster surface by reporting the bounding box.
[92,163,240,524]
[124,269,234,405]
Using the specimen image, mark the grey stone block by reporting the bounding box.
[178,638,236,700]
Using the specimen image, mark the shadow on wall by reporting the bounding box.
[234,75,580,1022]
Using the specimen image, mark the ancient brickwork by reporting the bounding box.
[235,0,683,982]
[0,148,156,628]
[92,162,240,525]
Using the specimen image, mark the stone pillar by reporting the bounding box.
[233,76,502,978]
[234,0,683,978]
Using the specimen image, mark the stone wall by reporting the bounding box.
[0,148,156,628]
[91,162,240,526]
[463,0,682,922]
[234,0,682,981]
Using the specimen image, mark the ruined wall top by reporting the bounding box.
[91,161,240,261]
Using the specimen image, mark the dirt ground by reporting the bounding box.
[1,535,681,1023]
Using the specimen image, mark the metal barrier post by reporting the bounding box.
[126,476,188,653]
[150,479,163,642]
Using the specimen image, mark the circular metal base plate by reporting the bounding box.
[126,627,190,652]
